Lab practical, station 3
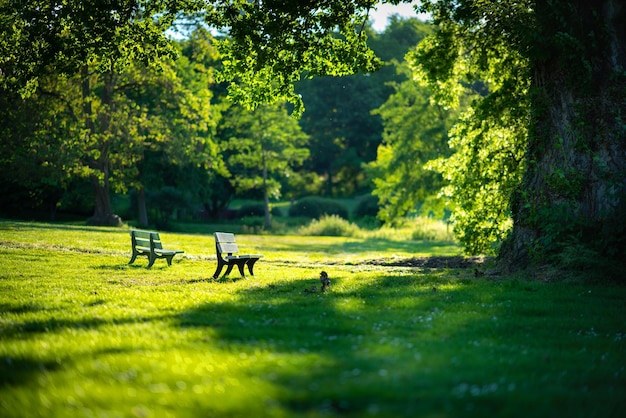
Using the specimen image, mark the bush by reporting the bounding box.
[353,195,379,218]
[147,187,191,229]
[411,217,455,242]
[298,215,361,237]
[288,196,349,219]
[237,203,265,218]
[237,203,282,218]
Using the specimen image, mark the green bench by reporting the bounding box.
[129,230,184,268]
[212,232,263,279]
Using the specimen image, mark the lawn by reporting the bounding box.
[0,220,624,417]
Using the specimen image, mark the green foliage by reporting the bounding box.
[220,103,309,199]
[410,217,455,242]
[207,1,382,116]
[237,203,282,219]
[288,196,349,220]
[296,17,431,197]
[0,0,203,92]
[367,62,455,224]
[408,1,531,255]
[298,214,361,237]
[353,195,380,219]
[147,186,192,229]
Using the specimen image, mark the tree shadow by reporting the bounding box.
[173,274,492,415]
[0,221,125,234]
[0,356,61,388]
[254,237,459,256]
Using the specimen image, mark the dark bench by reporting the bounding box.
[129,229,184,268]
[212,232,262,279]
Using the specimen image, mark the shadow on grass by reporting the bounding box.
[0,220,125,234]
[174,275,494,416]
[255,237,460,258]
[0,357,61,388]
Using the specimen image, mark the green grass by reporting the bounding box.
[1,220,625,417]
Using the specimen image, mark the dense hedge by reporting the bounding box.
[288,196,349,219]
[237,203,282,218]
[353,195,379,218]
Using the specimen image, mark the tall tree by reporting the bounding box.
[125,29,224,227]
[220,103,309,229]
[413,0,626,274]
[208,0,626,275]
[295,17,431,196]
[0,0,206,225]
[366,63,456,225]
[0,75,85,219]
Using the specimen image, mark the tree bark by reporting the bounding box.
[262,153,271,230]
[84,68,123,227]
[137,186,149,227]
[500,0,626,271]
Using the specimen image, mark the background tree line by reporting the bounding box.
[2,0,624,278]
[1,11,447,231]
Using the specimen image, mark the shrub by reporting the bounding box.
[353,195,379,218]
[147,187,191,229]
[411,217,455,242]
[237,203,282,218]
[288,196,349,219]
[298,214,361,237]
[237,203,265,218]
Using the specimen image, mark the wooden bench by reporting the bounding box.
[212,232,262,279]
[128,230,184,268]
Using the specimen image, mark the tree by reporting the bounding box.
[294,17,431,196]
[208,0,626,276]
[0,0,206,226]
[412,0,626,275]
[366,63,456,224]
[0,75,85,219]
[220,103,309,229]
[125,29,224,227]
[205,0,382,116]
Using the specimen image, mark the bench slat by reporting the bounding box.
[217,242,239,254]
[215,232,236,243]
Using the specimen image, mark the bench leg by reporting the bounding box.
[147,253,157,268]
[246,258,260,276]
[165,255,174,266]
[223,264,235,278]
[129,252,138,265]
[213,260,226,279]
[234,260,247,278]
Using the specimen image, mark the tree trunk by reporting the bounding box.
[88,175,122,226]
[499,0,626,272]
[84,68,123,227]
[262,154,271,230]
[137,186,149,227]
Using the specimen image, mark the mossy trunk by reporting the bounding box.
[500,0,626,273]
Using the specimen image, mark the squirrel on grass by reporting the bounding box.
[303,271,331,294]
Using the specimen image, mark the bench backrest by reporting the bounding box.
[214,232,239,255]
[131,230,163,250]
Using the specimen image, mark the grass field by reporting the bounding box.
[1,220,625,417]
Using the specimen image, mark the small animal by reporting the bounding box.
[303,286,318,294]
[320,271,330,292]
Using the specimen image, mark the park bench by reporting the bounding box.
[128,229,184,268]
[212,232,262,279]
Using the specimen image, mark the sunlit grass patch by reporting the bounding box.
[1,220,625,417]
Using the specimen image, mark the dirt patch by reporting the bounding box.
[365,256,492,269]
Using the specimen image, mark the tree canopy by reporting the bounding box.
[2,0,625,277]
[412,0,626,275]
